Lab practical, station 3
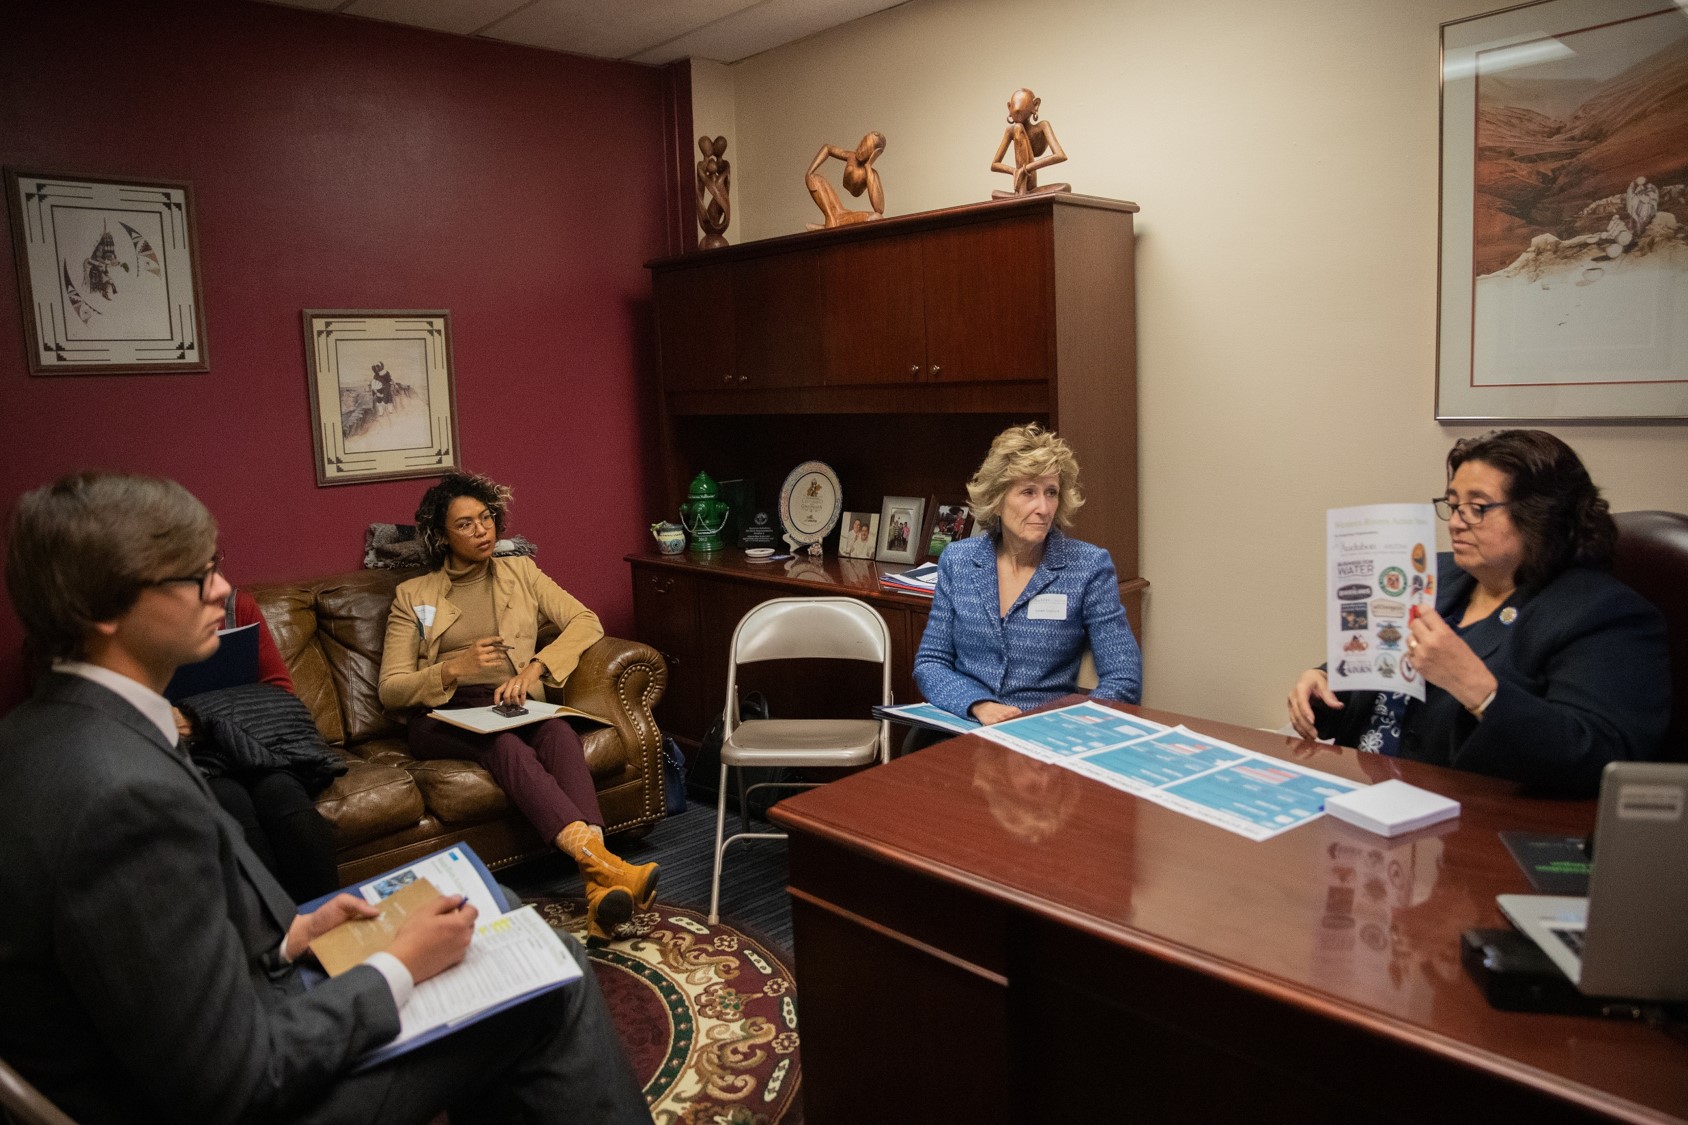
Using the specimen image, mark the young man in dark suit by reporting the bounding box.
[0,472,649,1124]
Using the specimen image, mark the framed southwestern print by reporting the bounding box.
[6,169,208,374]
[303,310,460,486]
[1437,0,1688,420]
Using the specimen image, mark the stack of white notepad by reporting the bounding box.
[1322,779,1460,837]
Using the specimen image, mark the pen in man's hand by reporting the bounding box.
[455,895,470,911]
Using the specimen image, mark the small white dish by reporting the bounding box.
[744,547,774,558]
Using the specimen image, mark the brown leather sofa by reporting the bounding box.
[248,568,668,885]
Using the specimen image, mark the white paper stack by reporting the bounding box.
[1322,779,1460,837]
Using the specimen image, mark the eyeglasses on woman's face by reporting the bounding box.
[1432,497,1511,525]
[450,510,497,535]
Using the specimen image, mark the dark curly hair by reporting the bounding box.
[1446,429,1614,587]
[414,471,511,569]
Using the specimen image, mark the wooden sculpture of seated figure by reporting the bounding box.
[990,88,1070,198]
[806,131,886,230]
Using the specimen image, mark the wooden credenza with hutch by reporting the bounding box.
[635,193,1145,748]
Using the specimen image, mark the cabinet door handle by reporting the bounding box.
[738,374,749,384]
[930,365,943,378]
[909,365,922,378]
[721,374,734,385]
[650,576,675,595]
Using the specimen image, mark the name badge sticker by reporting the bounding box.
[1027,593,1068,621]
[415,604,437,634]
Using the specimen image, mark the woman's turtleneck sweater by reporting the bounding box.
[433,557,513,686]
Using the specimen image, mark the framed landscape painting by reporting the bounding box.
[303,310,460,486]
[1436,0,1688,420]
[6,169,208,374]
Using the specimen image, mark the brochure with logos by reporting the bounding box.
[1326,503,1437,701]
[974,701,1361,841]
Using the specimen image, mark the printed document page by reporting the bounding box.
[1326,504,1436,701]
[391,906,581,1048]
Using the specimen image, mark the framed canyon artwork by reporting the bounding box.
[1437,0,1688,420]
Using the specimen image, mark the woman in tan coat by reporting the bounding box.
[379,471,657,942]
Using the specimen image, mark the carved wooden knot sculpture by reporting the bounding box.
[696,135,731,250]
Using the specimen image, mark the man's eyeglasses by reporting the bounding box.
[146,553,224,600]
[1432,498,1510,525]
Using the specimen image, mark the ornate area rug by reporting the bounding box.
[533,897,803,1124]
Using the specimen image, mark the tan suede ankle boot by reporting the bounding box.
[583,881,634,945]
[577,842,660,910]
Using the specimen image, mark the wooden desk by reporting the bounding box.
[770,704,1688,1124]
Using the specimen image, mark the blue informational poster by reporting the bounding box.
[1158,760,1356,833]
[984,701,1170,758]
[1081,729,1250,789]
[975,702,1360,841]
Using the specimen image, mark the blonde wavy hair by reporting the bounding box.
[966,423,1084,534]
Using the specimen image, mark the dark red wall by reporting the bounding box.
[0,0,672,703]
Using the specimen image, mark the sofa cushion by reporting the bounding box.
[313,756,426,849]
[255,585,347,747]
[311,571,420,746]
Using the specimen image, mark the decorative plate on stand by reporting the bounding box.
[778,461,842,555]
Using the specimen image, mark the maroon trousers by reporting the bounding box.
[407,685,604,842]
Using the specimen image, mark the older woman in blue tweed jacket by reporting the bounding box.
[915,424,1141,725]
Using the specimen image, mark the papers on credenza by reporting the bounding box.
[1326,503,1436,701]
[879,562,939,596]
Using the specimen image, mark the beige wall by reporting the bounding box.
[715,0,1688,729]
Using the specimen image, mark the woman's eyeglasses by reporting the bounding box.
[1432,498,1510,525]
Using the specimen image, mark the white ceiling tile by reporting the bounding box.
[633,0,906,63]
[250,0,907,64]
[342,0,532,36]
[260,0,347,13]
[478,0,761,58]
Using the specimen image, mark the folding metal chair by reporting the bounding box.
[708,597,892,924]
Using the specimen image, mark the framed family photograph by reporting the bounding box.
[838,510,879,559]
[303,310,460,487]
[1436,0,1688,421]
[927,501,974,558]
[875,495,925,565]
[6,169,208,375]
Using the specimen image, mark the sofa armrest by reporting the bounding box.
[558,636,668,831]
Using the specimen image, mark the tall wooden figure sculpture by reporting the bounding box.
[990,88,1071,198]
[805,131,887,230]
[696,135,731,250]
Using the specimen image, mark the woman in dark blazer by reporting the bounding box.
[916,423,1141,725]
[1287,429,1669,795]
